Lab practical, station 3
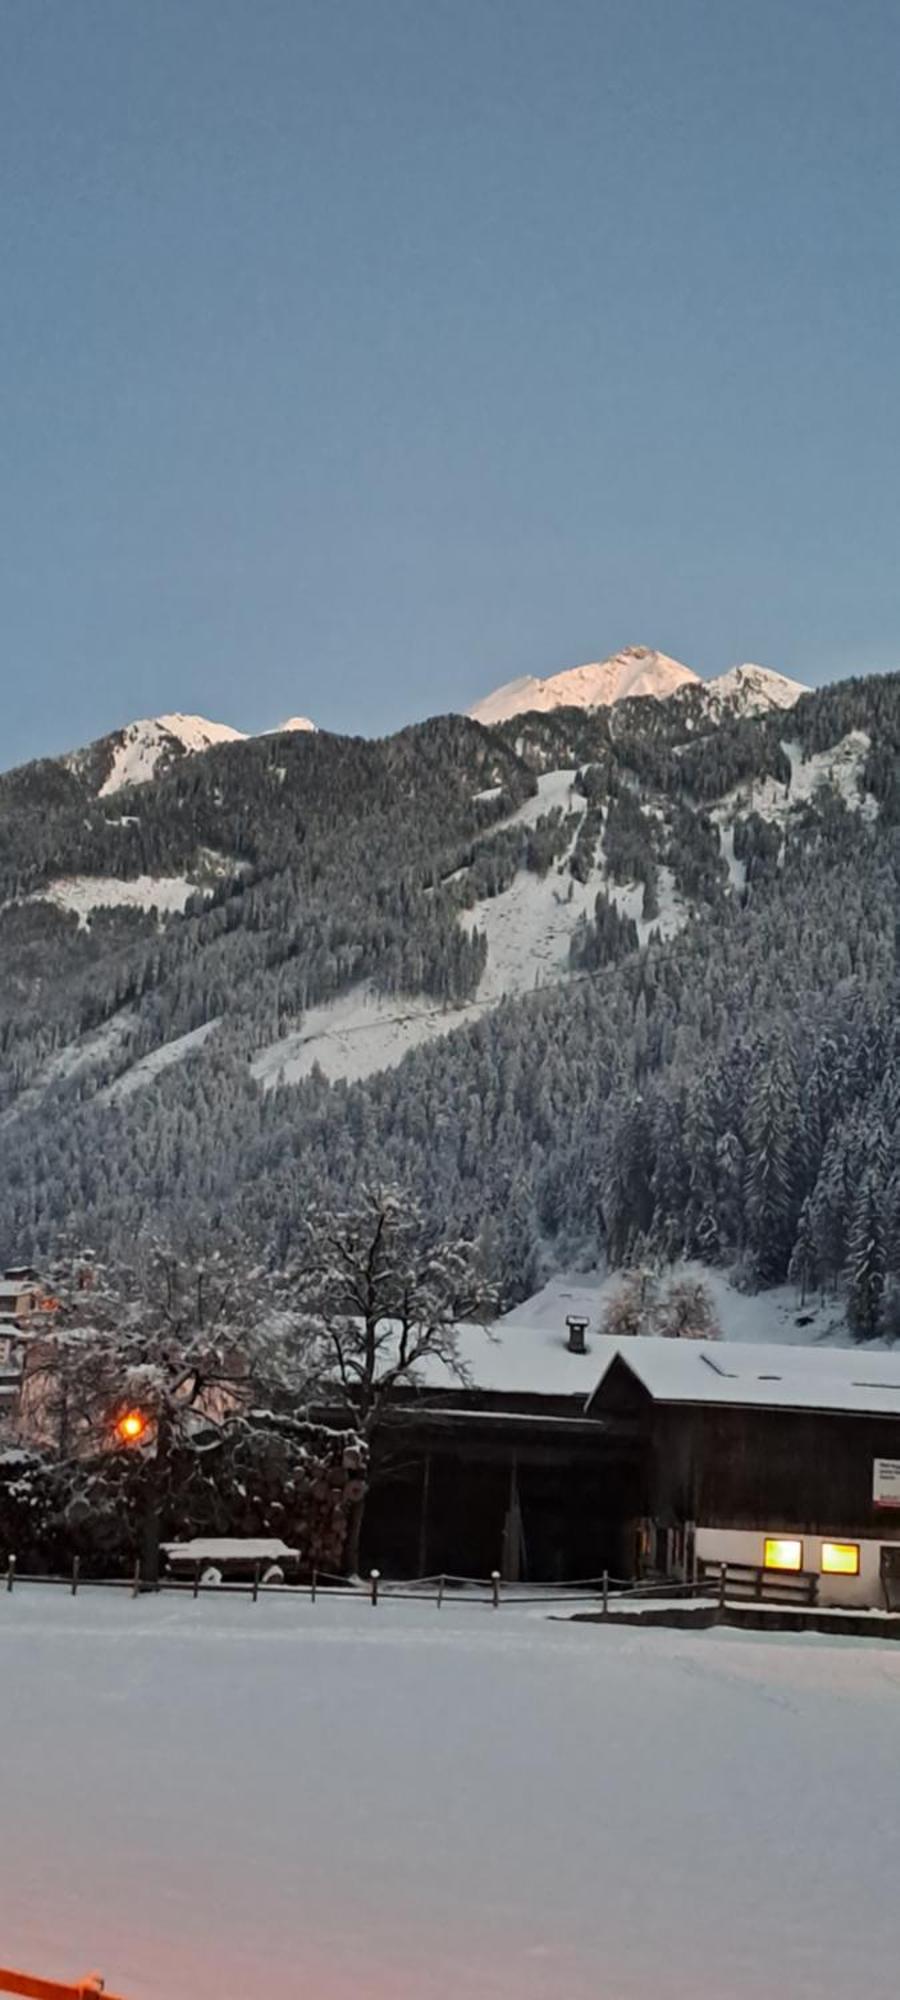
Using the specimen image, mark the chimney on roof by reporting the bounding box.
[566,1314,589,1356]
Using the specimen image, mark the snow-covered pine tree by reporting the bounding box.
[845,1169,887,1341]
[744,1038,801,1283]
[788,1196,818,1305]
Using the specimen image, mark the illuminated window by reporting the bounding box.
[821,1541,860,1576]
[763,1536,803,1572]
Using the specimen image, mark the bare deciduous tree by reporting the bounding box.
[288,1188,496,1572]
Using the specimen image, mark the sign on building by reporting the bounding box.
[873,1459,900,1508]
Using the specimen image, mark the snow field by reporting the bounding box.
[100,1020,221,1102]
[2,1590,900,2000]
[29,873,199,927]
[249,985,490,1088]
[502,1263,851,1352]
[714,730,877,830]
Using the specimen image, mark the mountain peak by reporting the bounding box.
[468,648,811,726]
[91,715,245,797]
[60,710,320,799]
[702,664,810,713]
[468,646,699,726]
[267,716,318,736]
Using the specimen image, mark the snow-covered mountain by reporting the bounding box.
[5,652,808,794]
[86,715,245,797]
[468,646,699,724]
[468,646,810,726]
[0,664,895,1333]
[268,716,317,736]
[700,664,810,714]
[62,711,318,798]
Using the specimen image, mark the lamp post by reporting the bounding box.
[114,1405,163,1588]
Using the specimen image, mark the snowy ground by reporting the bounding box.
[101,1020,221,1103]
[713,729,878,829]
[504,1262,851,1349]
[249,984,491,1088]
[27,872,199,927]
[3,1590,900,2000]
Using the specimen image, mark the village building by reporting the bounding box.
[362,1323,900,1609]
[0,1269,61,1439]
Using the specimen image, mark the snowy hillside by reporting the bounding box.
[251,768,687,1089]
[499,1265,852,1362]
[252,716,868,1092]
[0,667,895,1332]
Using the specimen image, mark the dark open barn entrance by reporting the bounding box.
[362,1410,644,1582]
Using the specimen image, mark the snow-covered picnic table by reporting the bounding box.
[161,1537,299,1581]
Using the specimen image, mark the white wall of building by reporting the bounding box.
[694,1524,900,1610]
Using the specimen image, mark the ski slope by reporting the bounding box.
[1,1590,899,2000]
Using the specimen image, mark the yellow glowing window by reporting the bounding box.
[763,1536,803,1572]
[821,1541,860,1576]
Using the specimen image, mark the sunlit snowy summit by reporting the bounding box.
[468,643,809,725]
[63,709,318,797]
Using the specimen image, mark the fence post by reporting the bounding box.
[132,1558,141,1599]
[601,1569,609,1619]
[71,1555,80,1597]
[6,1553,15,1593]
[437,1573,445,1609]
[310,1568,317,1604]
[193,1561,200,1600]
[370,1568,380,1607]
[252,1561,261,1603]
[719,1562,727,1611]
[491,1570,500,1610]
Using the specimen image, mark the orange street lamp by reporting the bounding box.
[116,1409,150,1445]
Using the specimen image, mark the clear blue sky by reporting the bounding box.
[3,0,900,765]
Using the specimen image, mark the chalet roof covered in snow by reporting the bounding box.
[411,1316,900,1418]
[413,1317,608,1399]
[588,1339,900,1418]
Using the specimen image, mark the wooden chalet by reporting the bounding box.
[361,1324,900,1606]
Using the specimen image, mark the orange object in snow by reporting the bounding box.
[0,1969,126,1999]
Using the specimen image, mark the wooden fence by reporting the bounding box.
[697,1556,819,1605]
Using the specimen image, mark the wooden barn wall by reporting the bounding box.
[651,1405,900,1536]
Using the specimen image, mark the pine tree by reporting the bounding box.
[788,1196,818,1304]
[846,1170,886,1340]
[745,1039,800,1282]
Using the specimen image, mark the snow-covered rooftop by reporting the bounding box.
[417,1325,900,1417]
[591,1339,900,1418]
[425,1318,605,1400]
